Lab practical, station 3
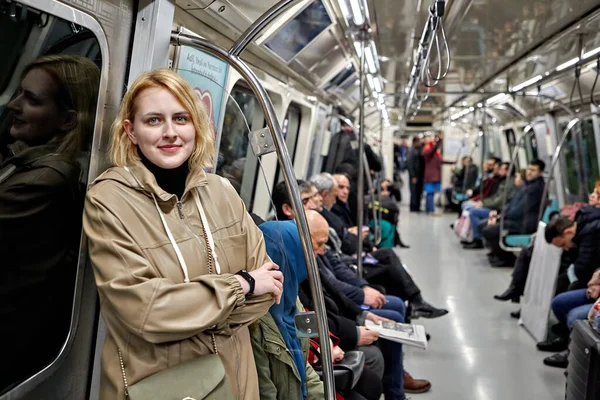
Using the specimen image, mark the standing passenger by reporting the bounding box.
[83,69,283,399]
[406,136,424,212]
[422,132,452,215]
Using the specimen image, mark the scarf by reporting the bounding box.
[259,220,309,399]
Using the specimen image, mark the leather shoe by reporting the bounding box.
[494,285,520,302]
[510,309,521,319]
[404,371,431,393]
[537,337,568,352]
[490,258,513,267]
[543,350,569,368]
[463,240,484,249]
[411,302,449,319]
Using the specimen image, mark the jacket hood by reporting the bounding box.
[91,160,209,202]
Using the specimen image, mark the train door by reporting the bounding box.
[0,1,107,398]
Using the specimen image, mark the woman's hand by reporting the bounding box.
[246,262,284,303]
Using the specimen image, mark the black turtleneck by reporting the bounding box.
[138,148,189,199]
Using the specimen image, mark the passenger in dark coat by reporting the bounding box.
[406,136,424,212]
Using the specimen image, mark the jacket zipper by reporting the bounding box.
[176,200,185,219]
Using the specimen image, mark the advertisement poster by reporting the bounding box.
[174,45,229,137]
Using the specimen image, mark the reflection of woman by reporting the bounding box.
[83,69,283,399]
[0,55,100,393]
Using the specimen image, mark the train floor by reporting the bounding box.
[396,202,565,400]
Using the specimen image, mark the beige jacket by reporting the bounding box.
[83,161,274,399]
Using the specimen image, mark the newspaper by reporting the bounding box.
[365,320,428,350]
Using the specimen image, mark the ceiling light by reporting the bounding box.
[373,77,382,92]
[451,108,472,121]
[556,57,579,72]
[451,122,456,127]
[477,103,483,108]
[469,106,475,112]
[337,0,351,19]
[348,0,365,25]
[382,108,389,120]
[583,46,600,59]
[510,75,542,92]
[485,93,508,105]
[365,46,378,74]
[353,41,362,57]
[378,95,385,104]
[366,74,375,91]
[461,101,467,106]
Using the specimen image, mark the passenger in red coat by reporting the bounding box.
[422,132,453,214]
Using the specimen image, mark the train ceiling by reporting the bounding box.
[175,0,600,131]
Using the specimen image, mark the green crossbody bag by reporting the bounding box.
[117,189,235,400]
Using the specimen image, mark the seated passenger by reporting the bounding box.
[298,216,431,398]
[478,160,545,265]
[494,189,599,303]
[83,69,282,399]
[459,157,501,212]
[463,165,520,250]
[273,179,448,319]
[0,55,99,393]
[256,220,381,400]
[540,280,600,369]
[444,156,478,211]
[462,161,511,215]
[306,210,407,316]
[545,209,600,290]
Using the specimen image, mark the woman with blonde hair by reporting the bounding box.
[1,54,100,393]
[83,69,283,399]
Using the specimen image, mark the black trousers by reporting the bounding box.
[409,179,423,212]
[480,221,519,262]
[511,245,574,297]
[363,248,420,301]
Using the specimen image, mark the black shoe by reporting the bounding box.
[411,302,449,319]
[543,350,569,369]
[537,337,568,352]
[463,240,484,249]
[426,333,431,341]
[494,285,521,302]
[398,241,410,249]
[510,310,521,319]
[490,258,513,267]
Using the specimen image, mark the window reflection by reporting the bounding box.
[0,5,101,393]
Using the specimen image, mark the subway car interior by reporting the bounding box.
[3,0,600,399]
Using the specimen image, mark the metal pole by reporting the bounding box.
[171,34,336,399]
[478,128,486,203]
[229,0,302,57]
[356,31,366,278]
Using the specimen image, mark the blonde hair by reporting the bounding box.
[110,69,215,170]
[23,55,100,158]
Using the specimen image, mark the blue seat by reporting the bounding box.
[453,193,469,202]
[503,199,559,248]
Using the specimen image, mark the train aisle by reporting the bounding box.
[396,201,565,399]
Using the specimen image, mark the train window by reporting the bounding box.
[581,119,599,192]
[0,2,101,394]
[217,85,266,212]
[558,119,599,202]
[273,104,302,185]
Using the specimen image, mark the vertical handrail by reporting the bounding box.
[498,125,534,252]
[171,34,336,399]
[356,31,366,278]
[537,117,589,224]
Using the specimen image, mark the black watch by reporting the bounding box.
[236,269,255,295]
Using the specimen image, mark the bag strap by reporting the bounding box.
[151,194,191,283]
